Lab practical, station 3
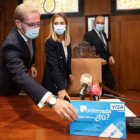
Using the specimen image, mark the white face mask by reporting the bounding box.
[21,22,40,39]
[53,25,66,35]
[24,27,40,39]
[96,24,104,32]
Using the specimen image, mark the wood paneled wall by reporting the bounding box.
[120,21,140,92]
[84,0,111,15]
[1,0,140,94]
[109,15,140,93]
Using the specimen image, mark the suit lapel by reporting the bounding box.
[15,27,31,61]
[92,29,107,51]
[67,43,71,61]
[102,32,108,45]
[92,29,103,45]
[57,42,67,64]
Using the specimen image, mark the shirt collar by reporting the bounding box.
[94,27,102,34]
[17,29,28,42]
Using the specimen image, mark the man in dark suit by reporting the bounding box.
[83,15,116,94]
[0,3,78,122]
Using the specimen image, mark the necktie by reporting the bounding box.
[28,39,33,59]
[99,32,107,51]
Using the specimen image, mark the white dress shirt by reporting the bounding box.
[62,40,68,61]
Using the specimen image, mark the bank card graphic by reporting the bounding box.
[70,101,126,139]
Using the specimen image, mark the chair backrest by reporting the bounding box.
[73,41,99,58]
[68,41,123,97]
[67,58,102,96]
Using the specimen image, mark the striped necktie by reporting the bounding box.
[28,39,33,59]
[99,32,107,51]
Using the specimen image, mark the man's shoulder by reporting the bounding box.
[101,31,107,40]
[85,29,96,36]
[7,27,18,38]
[102,31,107,36]
[3,27,19,45]
[2,27,24,51]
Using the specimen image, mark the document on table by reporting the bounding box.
[99,99,136,117]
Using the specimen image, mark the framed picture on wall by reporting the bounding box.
[85,14,110,40]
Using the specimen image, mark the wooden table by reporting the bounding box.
[0,95,140,140]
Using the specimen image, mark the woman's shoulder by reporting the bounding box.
[46,36,54,43]
[45,36,57,46]
[45,36,57,48]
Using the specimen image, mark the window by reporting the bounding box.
[18,0,84,18]
[111,0,140,15]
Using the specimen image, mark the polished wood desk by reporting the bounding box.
[0,95,140,140]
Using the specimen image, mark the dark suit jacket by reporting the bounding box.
[0,27,48,105]
[83,29,113,72]
[42,36,72,93]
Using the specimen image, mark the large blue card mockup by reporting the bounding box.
[70,101,126,139]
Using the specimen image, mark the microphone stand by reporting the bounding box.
[103,94,140,103]
[78,83,88,100]
[94,95,99,101]
[81,94,85,100]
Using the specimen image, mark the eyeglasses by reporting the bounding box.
[95,22,105,25]
[21,21,43,28]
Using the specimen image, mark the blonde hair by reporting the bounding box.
[47,13,71,47]
[14,3,39,21]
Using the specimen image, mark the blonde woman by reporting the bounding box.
[42,13,73,100]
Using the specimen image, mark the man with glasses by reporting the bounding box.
[0,3,78,122]
[83,15,116,95]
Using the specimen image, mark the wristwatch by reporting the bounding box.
[48,96,57,108]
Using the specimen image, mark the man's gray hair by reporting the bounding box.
[14,3,39,21]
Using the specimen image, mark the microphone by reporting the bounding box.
[89,82,101,101]
[103,94,140,103]
[78,73,92,98]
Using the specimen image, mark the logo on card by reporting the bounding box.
[110,104,124,110]
[80,105,87,112]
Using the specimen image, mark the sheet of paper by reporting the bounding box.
[99,99,136,117]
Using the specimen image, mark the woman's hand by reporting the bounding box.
[58,89,70,100]
[69,74,74,83]
[31,66,37,78]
